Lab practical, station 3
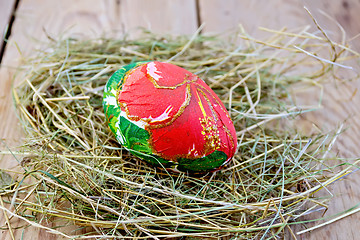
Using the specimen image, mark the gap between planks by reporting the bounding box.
[0,0,20,65]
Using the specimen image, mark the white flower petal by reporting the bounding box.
[104,95,118,107]
[147,62,162,81]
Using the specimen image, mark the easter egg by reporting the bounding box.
[103,61,237,173]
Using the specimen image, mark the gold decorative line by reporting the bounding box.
[195,88,207,119]
[195,83,231,118]
[195,83,236,150]
[119,84,192,130]
[119,102,142,122]
[146,68,199,89]
[196,88,219,122]
[116,63,148,122]
[119,64,146,90]
[147,84,192,129]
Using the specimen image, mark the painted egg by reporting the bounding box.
[103,61,237,173]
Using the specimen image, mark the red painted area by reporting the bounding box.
[118,63,189,125]
[118,62,237,161]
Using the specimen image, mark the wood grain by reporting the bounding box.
[1,0,360,239]
[304,0,360,51]
[122,0,198,36]
[0,0,16,57]
[198,0,307,37]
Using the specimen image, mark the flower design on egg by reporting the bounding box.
[103,61,237,173]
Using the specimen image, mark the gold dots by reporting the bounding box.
[200,116,221,151]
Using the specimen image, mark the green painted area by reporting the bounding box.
[177,151,228,172]
[103,61,153,154]
[130,150,175,169]
[105,61,146,93]
[117,116,152,153]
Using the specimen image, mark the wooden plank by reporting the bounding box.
[123,0,198,36]
[199,1,360,240]
[198,0,307,37]
[0,0,197,239]
[0,0,16,58]
[303,0,360,51]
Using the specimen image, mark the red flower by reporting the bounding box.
[118,61,237,164]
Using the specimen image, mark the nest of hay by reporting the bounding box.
[0,26,358,239]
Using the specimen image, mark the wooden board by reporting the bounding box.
[1,0,360,239]
[199,0,306,36]
[122,0,198,36]
[304,0,360,51]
